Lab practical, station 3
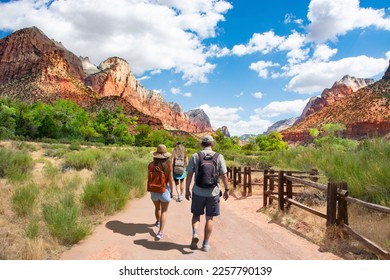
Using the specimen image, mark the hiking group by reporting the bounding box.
[147,135,230,252]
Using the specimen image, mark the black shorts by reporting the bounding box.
[174,178,184,184]
[191,192,220,217]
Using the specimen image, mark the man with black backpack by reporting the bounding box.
[185,135,229,252]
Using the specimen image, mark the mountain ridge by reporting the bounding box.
[0,26,213,134]
[281,66,390,142]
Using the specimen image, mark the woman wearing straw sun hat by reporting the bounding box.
[147,144,175,241]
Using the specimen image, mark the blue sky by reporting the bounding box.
[0,0,389,136]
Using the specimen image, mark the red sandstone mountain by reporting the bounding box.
[282,65,390,142]
[0,27,213,133]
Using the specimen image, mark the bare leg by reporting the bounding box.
[190,214,200,249]
[179,180,184,198]
[175,181,181,198]
[204,216,213,242]
[153,200,161,224]
[159,201,170,233]
[192,214,200,234]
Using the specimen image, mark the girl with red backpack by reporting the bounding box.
[147,144,175,241]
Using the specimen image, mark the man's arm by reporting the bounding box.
[185,171,194,200]
[220,172,229,200]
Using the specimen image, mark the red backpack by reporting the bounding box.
[147,163,166,193]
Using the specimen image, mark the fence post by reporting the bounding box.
[248,166,252,195]
[286,171,293,209]
[263,169,269,207]
[278,170,285,211]
[327,182,338,226]
[338,182,349,225]
[269,169,275,204]
[233,167,237,189]
[243,167,248,196]
[238,166,242,186]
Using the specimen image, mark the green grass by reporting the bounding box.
[11,183,39,216]
[42,193,91,245]
[63,148,105,170]
[82,176,129,215]
[83,155,148,215]
[261,138,390,206]
[0,147,33,181]
[25,218,40,239]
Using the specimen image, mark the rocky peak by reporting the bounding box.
[299,75,374,120]
[217,126,231,137]
[265,117,298,134]
[0,26,85,83]
[384,60,390,79]
[80,57,100,75]
[336,75,375,92]
[0,27,214,134]
[187,109,212,132]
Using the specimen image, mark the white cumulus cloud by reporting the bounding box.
[0,0,232,85]
[285,55,388,94]
[254,99,310,118]
[307,0,390,42]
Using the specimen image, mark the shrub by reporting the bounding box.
[11,183,39,216]
[0,147,33,181]
[82,176,129,215]
[25,218,40,239]
[63,149,105,170]
[42,193,91,245]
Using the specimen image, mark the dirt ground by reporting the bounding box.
[60,191,341,260]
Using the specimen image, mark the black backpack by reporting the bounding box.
[195,152,219,188]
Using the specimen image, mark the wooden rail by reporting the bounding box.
[227,166,390,260]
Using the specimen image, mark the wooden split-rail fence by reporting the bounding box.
[226,166,390,260]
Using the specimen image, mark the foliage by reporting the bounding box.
[263,138,390,206]
[12,183,39,216]
[42,193,91,245]
[255,132,289,151]
[83,151,148,214]
[63,148,105,170]
[93,106,136,145]
[0,147,33,181]
[0,103,16,139]
[82,176,129,215]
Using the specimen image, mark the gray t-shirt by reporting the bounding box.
[186,147,227,197]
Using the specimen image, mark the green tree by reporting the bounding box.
[134,124,152,146]
[93,106,136,145]
[255,132,288,151]
[52,99,92,139]
[0,104,16,139]
[309,128,319,138]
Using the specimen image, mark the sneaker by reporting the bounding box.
[154,221,160,228]
[201,244,210,252]
[156,232,163,241]
[190,234,199,250]
[177,196,183,202]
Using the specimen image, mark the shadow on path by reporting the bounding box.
[134,239,194,255]
[106,220,155,237]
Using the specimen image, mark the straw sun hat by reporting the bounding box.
[151,144,171,159]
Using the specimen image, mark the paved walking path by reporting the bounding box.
[60,192,340,260]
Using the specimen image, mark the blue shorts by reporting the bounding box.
[150,185,171,203]
[173,170,186,181]
[191,192,220,217]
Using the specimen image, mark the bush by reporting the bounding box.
[82,176,129,215]
[83,153,148,214]
[25,218,40,239]
[63,149,105,170]
[42,193,91,245]
[12,183,39,216]
[0,147,33,181]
